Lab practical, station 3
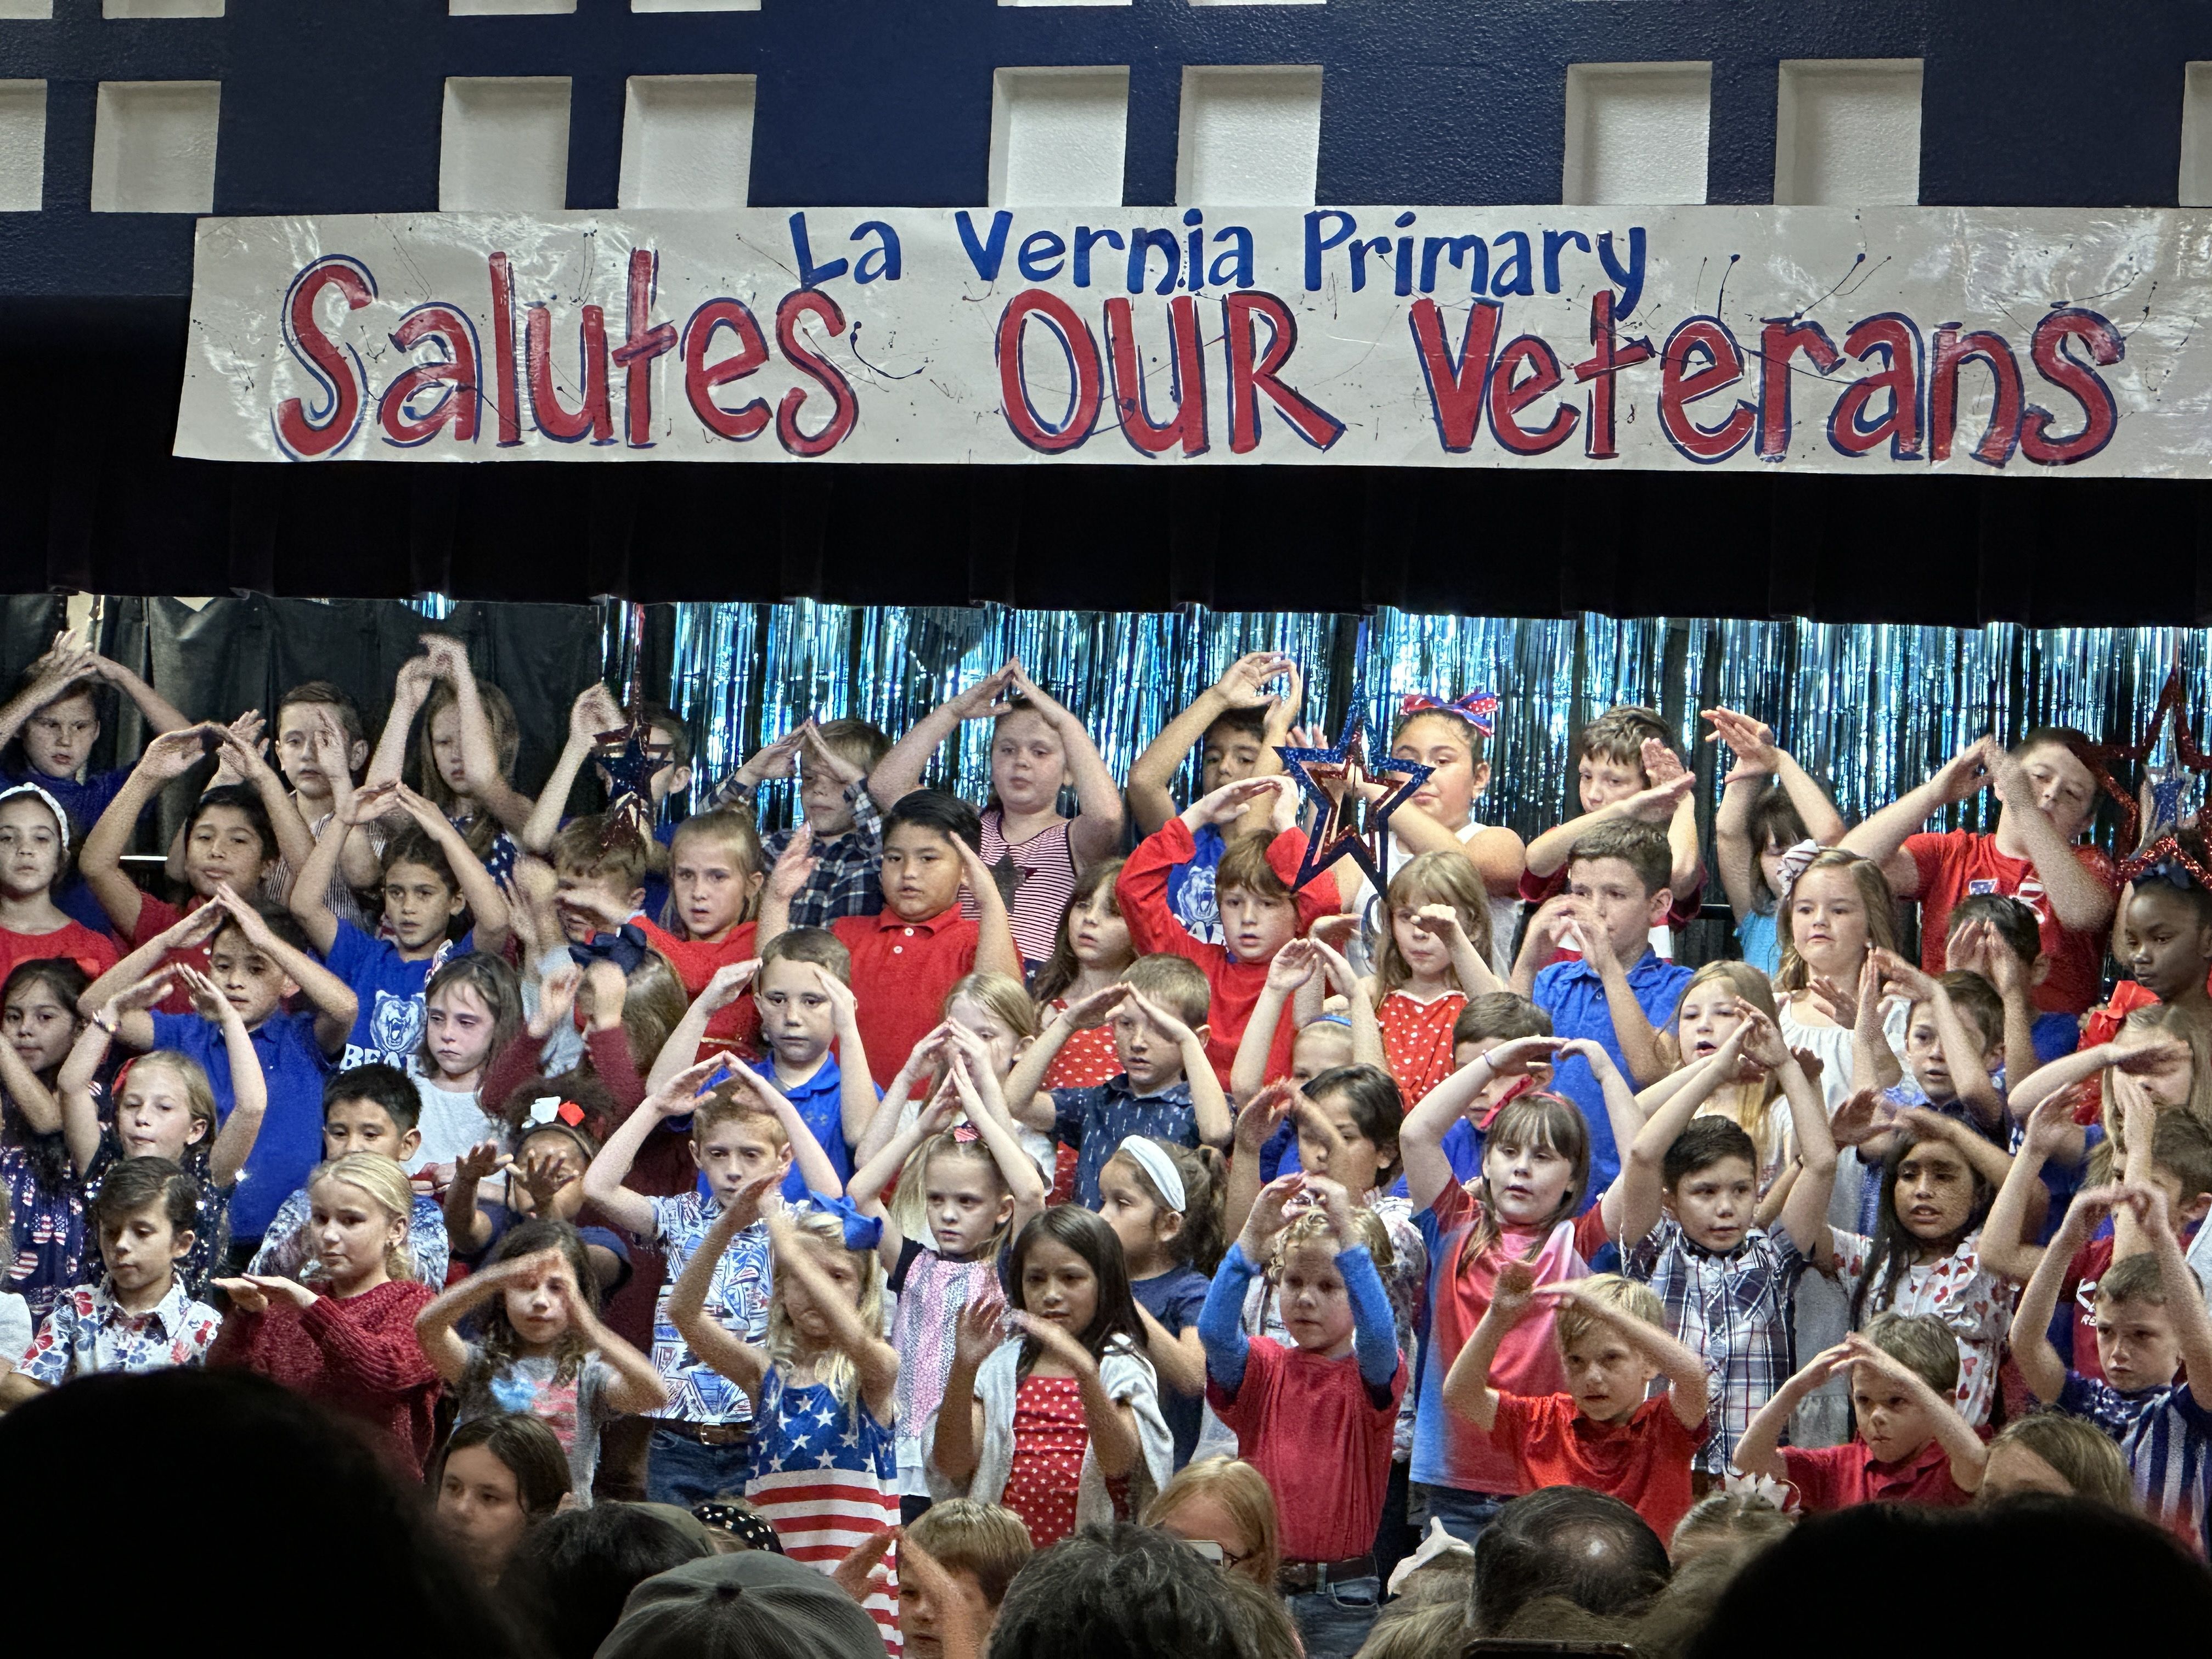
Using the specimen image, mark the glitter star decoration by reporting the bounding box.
[595,686,672,855]
[1276,712,1435,893]
[2083,664,2212,883]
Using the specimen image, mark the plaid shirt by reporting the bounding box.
[1626,1218,1808,1475]
[707,777,885,930]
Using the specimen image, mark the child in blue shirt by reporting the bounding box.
[83,885,355,1249]
[1513,820,1692,1195]
[289,780,510,1074]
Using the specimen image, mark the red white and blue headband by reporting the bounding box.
[0,782,71,856]
[1398,691,1499,738]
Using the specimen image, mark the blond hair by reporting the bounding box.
[943,970,1042,1042]
[308,1153,415,1282]
[1375,851,1494,999]
[1775,849,1900,993]
[767,1206,888,1413]
[902,1499,1034,1607]
[1141,1457,1282,1587]
[1985,1413,2132,1509]
[117,1051,219,1148]
[1553,1273,1664,1354]
[1666,960,1791,1186]
[2102,1002,2212,1163]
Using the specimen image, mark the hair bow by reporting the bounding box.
[800,1190,884,1254]
[1722,1468,1795,1513]
[527,1096,586,1129]
[1774,838,1823,900]
[1398,690,1499,737]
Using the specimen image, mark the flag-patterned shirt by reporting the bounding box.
[747,1370,901,1649]
[18,1277,219,1385]
[644,1192,772,1425]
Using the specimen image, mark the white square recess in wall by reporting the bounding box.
[0,81,45,211]
[620,75,756,208]
[1176,65,1323,206]
[441,77,572,211]
[990,67,1129,206]
[1563,61,1711,205]
[105,1,225,15]
[1775,59,1922,205]
[91,80,221,212]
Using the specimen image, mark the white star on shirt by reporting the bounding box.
[815,1404,837,1425]
[817,1449,839,1468]
[841,1427,861,1448]
[766,1451,785,1472]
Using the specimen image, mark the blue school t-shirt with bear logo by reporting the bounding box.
[324,921,470,1075]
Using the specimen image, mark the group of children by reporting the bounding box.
[5,629,2212,1657]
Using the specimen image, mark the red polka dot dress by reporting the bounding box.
[1004,1373,1091,1548]
[1379,989,1466,1107]
[1043,999,1122,1206]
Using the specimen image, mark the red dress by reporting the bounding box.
[1005,1374,1089,1548]
[1378,989,1467,1107]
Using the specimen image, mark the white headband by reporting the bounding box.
[1116,1136,1186,1212]
[0,782,70,857]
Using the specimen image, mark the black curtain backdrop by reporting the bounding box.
[7,298,2212,624]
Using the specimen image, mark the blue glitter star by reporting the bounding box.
[1276,712,1434,893]
[595,691,672,853]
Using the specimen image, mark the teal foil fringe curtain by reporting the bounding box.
[657,604,2212,850]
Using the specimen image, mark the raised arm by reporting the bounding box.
[1840,738,1994,896]
[848,1088,958,1269]
[1772,1039,1839,1259]
[1310,938,1386,1070]
[388,782,510,954]
[868,664,1016,810]
[1127,654,1295,836]
[209,884,358,1056]
[0,635,99,753]
[0,1033,60,1136]
[1007,666,1125,868]
[1561,1037,1655,1232]
[1201,1170,1299,1396]
[1127,986,1231,1148]
[933,1295,1006,1487]
[582,1060,722,1238]
[79,905,225,1045]
[726,1066,844,1198]
[1731,1345,1844,1481]
[178,967,268,1189]
[217,724,316,894]
[1547,1277,1711,1431]
[1522,771,1696,881]
[1987,745,2116,933]
[665,1183,774,1406]
[2010,1183,2109,1403]
[1610,1028,1750,1248]
[1703,709,1774,923]
[753,827,812,954]
[808,965,882,1148]
[2132,1182,2212,1389]
[642,961,757,1096]
[939,1038,1048,1221]
[420,635,535,833]
[951,833,1022,981]
[1980,1092,2079,1282]
[441,1141,505,1257]
[87,648,190,740]
[1231,943,1313,1102]
[1399,1037,1559,1212]
[1581,918,1671,1088]
[57,1015,118,1177]
[79,729,210,938]
[414,1252,534,1383]
[522,683,624,855]
[1844,1332,1987,1492]
[767,1207,899,1417]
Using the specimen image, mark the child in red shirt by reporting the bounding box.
[1733,1313,1986,1512]
[1844,730,2117,1020]
[631,810,765,1060]
[1200,1172,1404,1659]
[1443,1262,1711,1540]
[758,792,1020,1090]
[1118,776,1341,1086]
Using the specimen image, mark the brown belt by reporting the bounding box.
[1277,1554,1378,1593]
[654,1420,749,1446]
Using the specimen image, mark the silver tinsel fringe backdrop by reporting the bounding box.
[647,603,2212,850]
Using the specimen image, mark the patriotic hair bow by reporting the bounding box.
[1399,690,1499,737]
[1774,839,1824,900]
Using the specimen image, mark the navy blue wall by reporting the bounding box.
[0,0,2207,297]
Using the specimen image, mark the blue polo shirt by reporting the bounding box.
[148,1008,332,1241]
[1532,950,1692,1195]
[698,1050,880,1202]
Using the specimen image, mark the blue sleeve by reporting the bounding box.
[1052,1088,1087,1146]
[321,919,372,979]
[1338,1244,1399,1392]
[1197,1240,1260,1395]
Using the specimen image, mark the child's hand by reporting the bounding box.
[176,964,235,1025]
[215,716,276,788]
[417,633,476,687]
[1308,934,1362,996]
[108,967,178,1017]
[952,1293,1009,1372]
[1640,737,1689,788]
[804,963,858,1029]
[568,683,624,749]
[2056,1182,2119,1246]
[2022,1091,2081,1164]
[1058,983,1130,1031]
[946,664,1019,723]
[1234,1081,1298,1156]
[1932,738,1997,806]
[797,719,866,787]
[1265,937,1321,995]
[2112,1037,2192,1075]
[1870,947,1935,1003]
[726,1165,785,1232]
[738,728,805,785]
[1700,707,1780,780]
[1483,1035,1562,1078]
[1413,903,1472,947]
[210,881,277,949]
[949,832,998,904]
[2117,1178,2175,1240]
[1622,768,1696,824]
[1307,911,1358,955]
[1551,1036,1617,1079]
[453,1140,506,1185]
[338,778,400,827]
[136,727,214,786]
[392,652,438,707]
[1009,1308,1098,1375]
[1243,1171,1306,1246]
[911,1081,962,1143]
[516,1145,578,1212]
[1528,895,1587,952]
[1576,910,1623,975]
[212,1276,270,1314]
[385,782,453,840]
[646,1053,727,1119]
[240,1274,316,1312]
[1261,772,1300,835]
[764,826,817,903]
[1212,651,1297,711]
[1489,1259,1540,1324]
[698,959,760,1013]
[558,885,636,933]
[528,963,582,1040]
[1735,1007,1789,1075]
[1830,1088,1898,1149]
[1892,1105,1966,1148]
[1304,1173,1357,1242]
[1184,775,1278,830]
[1124,986,1197,1050]
[161,898,231,952]
[830,1531,898,1611]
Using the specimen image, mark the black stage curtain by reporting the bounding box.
[7,298,2212,625]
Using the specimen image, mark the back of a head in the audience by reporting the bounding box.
[0,1370,516,1656]
[986,1523,1252,1659]
[594,1549,887,1659]
[1470,1487,1672,1637]
[1688,1497,2212,1659]
[501,1500,714,1659]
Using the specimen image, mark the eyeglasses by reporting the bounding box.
[1178,1537,1251,1570]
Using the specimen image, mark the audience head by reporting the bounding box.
[506,1502,716,1659]
[988,1522,1254,1659]
[436,1412,571,1585]
[1982,1411,2134,1508]
[1668,1492,1796,1568]
[1471,1487,1672,1636]
[1142,1455,1283,1589]
[901,1499,1034,1659]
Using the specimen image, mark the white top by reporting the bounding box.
[1347,820,1519,979]
[411,1079,501,1173]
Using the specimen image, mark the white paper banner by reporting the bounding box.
[176,205,2206,475]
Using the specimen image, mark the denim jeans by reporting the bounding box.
[1288,1577,1383,1659]
[1418,1484,1513,1548]
[645,1426,753,1509]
